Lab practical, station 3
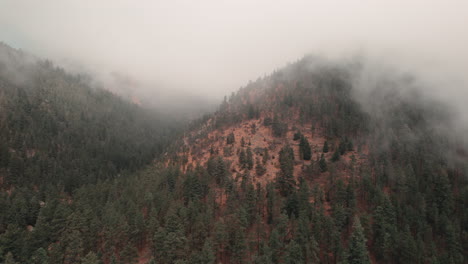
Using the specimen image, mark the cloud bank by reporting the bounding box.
[0,0,467,116]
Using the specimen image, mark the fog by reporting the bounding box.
[0,0,467,118]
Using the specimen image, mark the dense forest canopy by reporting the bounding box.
[0,43,184,191]
[0,44,466,264]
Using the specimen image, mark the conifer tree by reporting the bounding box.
[255,157,266,176]
[239,149,247,168]
[284,240,304,264]
[246,147,254,170]
[347,217,370,264]
[323,141,329,153]
[81,251,100,264]
[4,252,18,264]
[299,135,312,160]
[277,145,295,196]
[332,149,340,162]
[31,248,49,264]
[319,154,328,172]
[226,132,235,145]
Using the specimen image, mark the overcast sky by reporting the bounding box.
[0,0,467,105]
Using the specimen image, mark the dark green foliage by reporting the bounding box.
[319,154,328,172]
[347,217,370,264]
[227,132,235,145]
[272,115,287,137]
[248,104,260,119]
[339,140,347,155]
[246,147,254,170]
[263,117,272,126]
[277,145,295,196]
[0,46,182,191]
[332,149,340,162]
[323,141,329,153]
[207,156,228,185]
[3,252,18,264]
[262,149,269,164]
[30,248,49,264]
[255,157,266,176]
[373,196,397,261]
[293,131,301,141]
[81,251,100,264]
[299,135,311,160]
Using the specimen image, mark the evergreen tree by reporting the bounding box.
[332,149,340,162]
[347,217,370,264]
[239,149,247,168]
[323,141,329,153]
[255,157,266,176]
[81,251,100,264]
[319,154,328,172]
[120,243,138,264]
[30,248,49,264]
[284,240,304,264]
[277,145,295,196]
[339,140,347,155]
[4,252,18,264]
[269,229,283,264]
[200,239,216,264]
[227,132,235,145]
[262,149,269,164]
[299,135,311,160]
[246,147,254,170]
[373,195,396,261]
[293,131,301,141]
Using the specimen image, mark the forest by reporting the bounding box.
[0,44,467,264]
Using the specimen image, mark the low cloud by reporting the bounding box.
[0,1,467,121]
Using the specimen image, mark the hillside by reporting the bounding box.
[0,53,466,264]
[0,43,185,192]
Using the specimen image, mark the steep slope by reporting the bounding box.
[158,56,467,263]
[0,43,182,191]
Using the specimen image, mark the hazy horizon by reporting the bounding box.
[1,1,467,115]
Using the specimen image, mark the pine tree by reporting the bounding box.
[284,240,304,264]
[323,141,329,153]
[120,243,138,264]
[339,140,347,155]
[81,251,100,264]
[319,154,327,172]
[246,147,254,170]
[201,239,216,264]
[255,157,266,176]
[262,149,269,164]
[31,248,49,264]
[277,145,295,196]
[299,135,312,160]
[269,229,283,264]
[373,195,396,261]
[231,228,247,264]
[332,149,340,162]
[347,217,370,264]
[153,227,167,260]
[293,131,301,141]
[227,132,235,145]
[239,149,247,168]
[4,252,18,264]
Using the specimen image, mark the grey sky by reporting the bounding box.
[0,0,467,106]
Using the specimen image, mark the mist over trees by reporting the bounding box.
[0,42,466,264]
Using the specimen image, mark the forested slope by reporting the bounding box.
[0,51,466,264]
[0,43,182,192]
